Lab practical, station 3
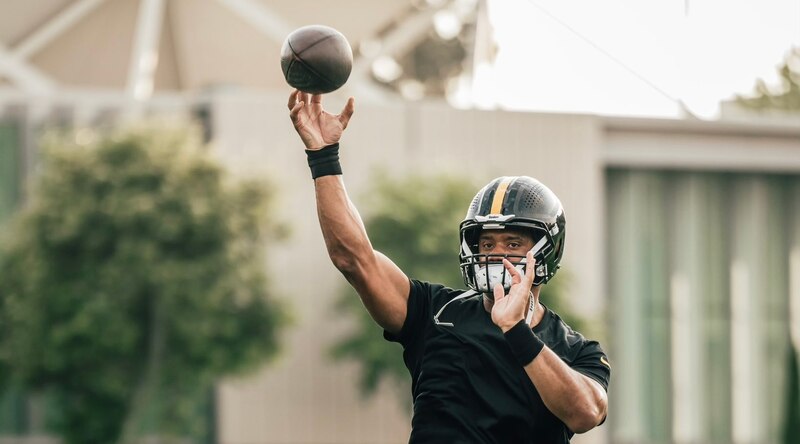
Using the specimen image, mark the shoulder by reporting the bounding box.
[537,305,611,390]
[409,279,471,307]
[535,306,600,358]
[386,279,472,346]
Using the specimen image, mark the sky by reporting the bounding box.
[461,0,800,119]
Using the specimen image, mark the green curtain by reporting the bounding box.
[608,171,671,443]
[784,343,800,444]
[784,180,800,444]
[607,170,797,444]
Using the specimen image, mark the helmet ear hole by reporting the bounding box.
[553,237,564,257]
[463,227,480,253]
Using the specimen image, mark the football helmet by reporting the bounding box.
[459,176,566,292]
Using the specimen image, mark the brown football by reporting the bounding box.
[280,25,353,94]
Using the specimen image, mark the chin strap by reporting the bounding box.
[525,290,536,325]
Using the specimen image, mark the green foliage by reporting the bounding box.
[330,174,473,399]
[737,47,800,112]
[0,122,21,227]
[538,269,585,335]
[329,173,585,404]
[362,173,473,289]
[0,123,287,444]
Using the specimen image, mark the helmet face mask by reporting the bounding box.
[468,259,526,293]
[459,177,566,292]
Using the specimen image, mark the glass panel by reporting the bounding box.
[698,174,732,443]
[763,176,791,442]
[789,180,800,442]
[607,170,796,444]
[608,170,672,444]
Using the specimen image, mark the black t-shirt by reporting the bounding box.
[384,279,610,444]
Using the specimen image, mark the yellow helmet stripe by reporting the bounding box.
[490,177,514,214]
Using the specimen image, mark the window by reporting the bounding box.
[607,170,798,444]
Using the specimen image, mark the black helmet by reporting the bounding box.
[459,176,566,291]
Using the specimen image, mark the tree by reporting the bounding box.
[329,173,583,404]
[0,123,287,444]
[736,46,800,112]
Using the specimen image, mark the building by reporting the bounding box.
[1,1,799,443]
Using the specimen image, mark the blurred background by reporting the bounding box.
[0,0,798,443]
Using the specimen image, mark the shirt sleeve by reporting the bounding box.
[383,279,430,348]
[570,340,611,392]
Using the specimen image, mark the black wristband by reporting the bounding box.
[503,320,545,367]
[305,143,342,179]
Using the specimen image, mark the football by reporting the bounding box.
[280,25,353,94]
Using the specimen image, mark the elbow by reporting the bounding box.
[330,253,363,279]
[330,249,357,273]
[328,243,373,276]
[566,401,606,434]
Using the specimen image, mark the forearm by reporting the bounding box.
[313,174,409,332]
[314,175,374,272]
[524,348,607,433]
[494,278,606,433]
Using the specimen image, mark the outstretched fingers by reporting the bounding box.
[289,90,312,126]
[502,252,535,295]
[502,258,522,285]
[287,90,298,110]
[523,250,535,284]
[493,283,506,303]
[288,89,307,109]
[338,97,355,129]
[289,99,304,125]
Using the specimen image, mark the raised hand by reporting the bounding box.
[491,251,536,332]
[288,89,355,150]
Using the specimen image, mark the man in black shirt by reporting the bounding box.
[288,90,610,443]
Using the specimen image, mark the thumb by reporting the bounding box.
[339,97,355,129]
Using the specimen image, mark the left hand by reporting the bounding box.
[491,250,535,332]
